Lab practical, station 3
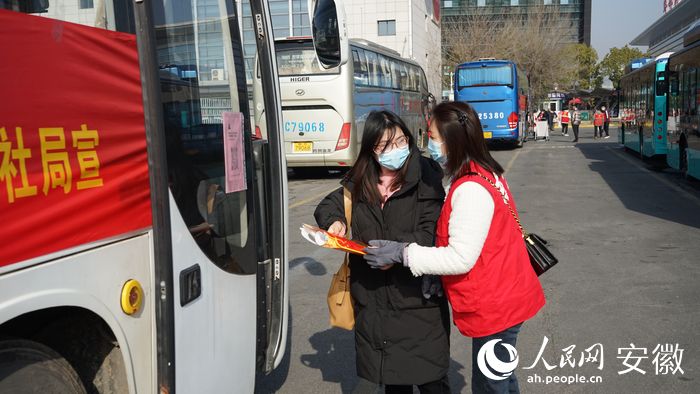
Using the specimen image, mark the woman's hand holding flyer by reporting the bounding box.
[300,224,367,255]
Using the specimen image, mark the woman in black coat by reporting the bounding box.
[314,110,451,393]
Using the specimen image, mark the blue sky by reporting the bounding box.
[590,0,662,60]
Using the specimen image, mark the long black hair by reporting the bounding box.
[345,110,415,205]
[431,101,504,178]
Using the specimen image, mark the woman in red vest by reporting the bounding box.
[560,108,570,136]
[364,101,545,394]
[593,108,605,139]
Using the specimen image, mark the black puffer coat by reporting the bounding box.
[314,151,450,385]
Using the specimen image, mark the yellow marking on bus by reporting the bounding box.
[606,147,700,206]
[289,185,340,209]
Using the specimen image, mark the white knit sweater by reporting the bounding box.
[405,181,494,277]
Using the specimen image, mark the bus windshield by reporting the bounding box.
[457,65,513,88]
[276,40,338,76]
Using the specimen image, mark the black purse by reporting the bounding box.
[475,173,558,276]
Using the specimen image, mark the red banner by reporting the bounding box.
[0,10,152,267]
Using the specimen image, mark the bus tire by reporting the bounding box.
[0,339,87,394]
[516,136,524,148]
[293,167,326,178]
[32,315,129,394]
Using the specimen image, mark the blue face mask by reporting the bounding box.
[428,138,446,166]
[377,145,410,171]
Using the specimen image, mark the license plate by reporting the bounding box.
[483,132,493,139]
[293,142,312,153]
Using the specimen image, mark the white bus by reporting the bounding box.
[0,0,345,392]
[263,37,433,173]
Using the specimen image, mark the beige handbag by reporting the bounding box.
[326,187,354,330]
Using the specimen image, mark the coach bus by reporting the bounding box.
[666,23,700,180]
[0,0,346,392]
[453,59,529,147]
[270,37,433,172]
[619,53,672,158]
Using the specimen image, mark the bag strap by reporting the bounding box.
[472,173,528,238]
[343,187,352,236]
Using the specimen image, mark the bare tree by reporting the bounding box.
[442,5,577,104]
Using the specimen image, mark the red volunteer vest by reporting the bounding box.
[561,110,570,123]
[437,164,545,338]
[594,112,604,126]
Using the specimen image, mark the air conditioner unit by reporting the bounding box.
[211,68,225,81]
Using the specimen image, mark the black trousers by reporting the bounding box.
[572,124,580,141]
[561,123,568,134]
[603,122,609,136]
[594,125,603,137]
[385,375,451,394]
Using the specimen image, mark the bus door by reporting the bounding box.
[150,0,287,390]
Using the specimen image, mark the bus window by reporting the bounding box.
[379,55,392,88]
[458,65,513,88]
[156,0,257,274]
[408,66,418,91]
[398,63,409,91]
[352,48,369,85]
[390,59,401,89]
[420,69,429,93]
[690,69,697,115]
[365,50,379,87]
[276,40,338,76]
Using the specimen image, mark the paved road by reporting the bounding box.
[256,126,700,393]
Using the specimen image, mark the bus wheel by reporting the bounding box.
[516,136,524,148]
[0,339,87,394]
[293,167,326,178]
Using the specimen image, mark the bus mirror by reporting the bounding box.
[15,0,50,13]
[309,0,348,69]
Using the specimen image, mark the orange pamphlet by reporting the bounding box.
[300,224,367,255]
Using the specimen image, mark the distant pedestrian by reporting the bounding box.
[560,108,570,136]
[593,108,604,139]
[571,106,581,143]
[601,105,610,139]
[547,108,557,132]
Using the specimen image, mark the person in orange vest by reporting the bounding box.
[593,108,605,139]
[601,105,610,139]
[560,108,570,137]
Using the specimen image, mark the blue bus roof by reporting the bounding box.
[456,60,515,68]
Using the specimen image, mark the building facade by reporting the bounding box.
[631,0,699,57]
[441,0,590,45]
[342,0,443,97]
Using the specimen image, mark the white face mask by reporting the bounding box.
[376,145,410,171]
[428,138,446,166]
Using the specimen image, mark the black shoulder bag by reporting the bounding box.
[475,173,558,276]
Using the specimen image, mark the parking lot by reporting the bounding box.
[257,126,700,393]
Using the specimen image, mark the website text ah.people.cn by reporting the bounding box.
[479,336,685,386]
